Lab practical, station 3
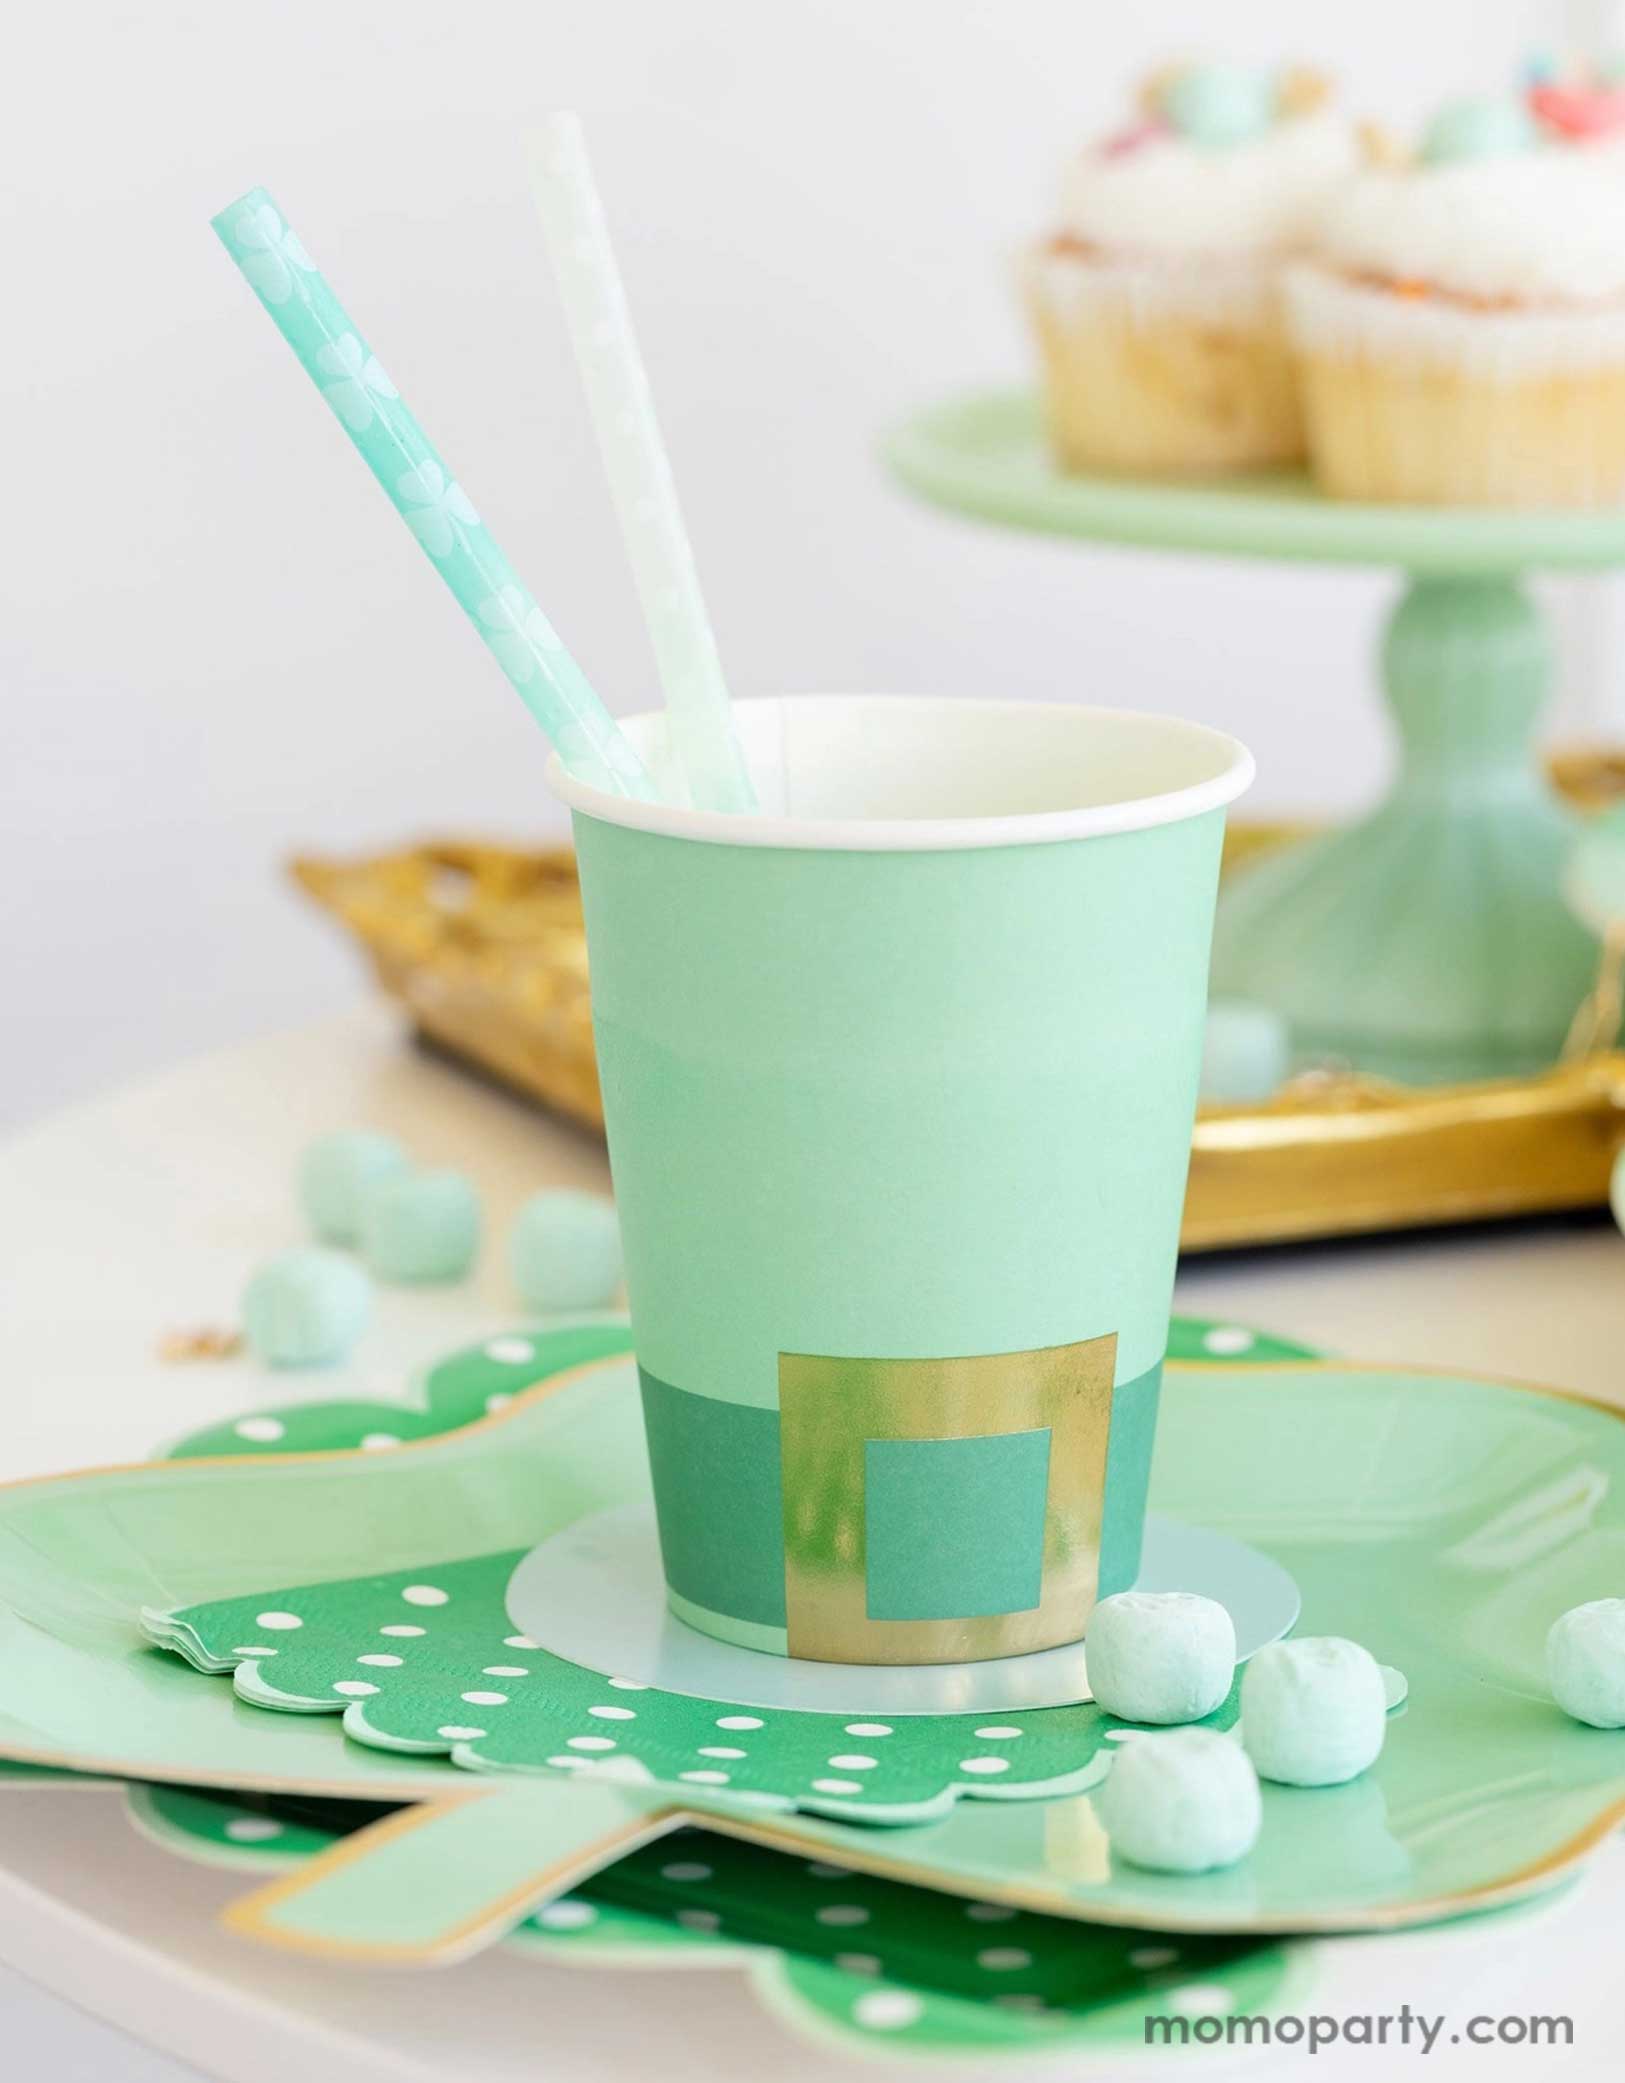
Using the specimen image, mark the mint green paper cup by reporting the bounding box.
[551,696,1252,1665]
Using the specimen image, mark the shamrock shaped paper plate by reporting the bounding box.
[118,1782,1302,2061]
[2,1315,1625,1954]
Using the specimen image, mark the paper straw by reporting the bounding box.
[528,116,758,814]
[211,187,655,800]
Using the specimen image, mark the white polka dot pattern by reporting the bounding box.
[224,1816,283,1843]
[853,1991,924,2031]
[976,1946,1033,1972]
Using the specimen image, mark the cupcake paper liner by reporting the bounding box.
[1286,265,1625,507]
[1025,247,1304,475]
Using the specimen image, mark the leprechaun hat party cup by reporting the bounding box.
[550,696,1253,1665]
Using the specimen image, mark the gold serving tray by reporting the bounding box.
[293,771,1625,1252]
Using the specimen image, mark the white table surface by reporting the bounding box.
[1,1003,1622,2081]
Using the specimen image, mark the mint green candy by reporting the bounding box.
[1548,1599,1625,1728]
[1241,1637,1387,1786]
[361,1170,480,1284]
[242,1249,371,1368]
[1421,96,1540,166]
[510,1190,622,1311]
[298,1131,409,1244]
[1201,999,1288,1104]
[1564,805,1625,932]
[1161,65,1276,148]
[1099,1727,1261,1874]
[1087,1591,1236,1725]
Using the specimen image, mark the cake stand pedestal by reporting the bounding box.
[887,390,1625,1085]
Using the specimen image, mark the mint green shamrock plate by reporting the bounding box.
[1,1318,1623,1950]
[115,1781,1301,2060]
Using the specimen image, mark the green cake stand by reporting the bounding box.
[887,389,1625,1086]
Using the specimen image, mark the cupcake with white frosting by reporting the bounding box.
[1287,96,1625,506]
[1026,62,1357,476]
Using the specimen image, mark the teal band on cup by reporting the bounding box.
[665,1589,789,1657]
[639,1367,786,1628]
[1098,1362,1163,1598]
[644,1354,1165,1645]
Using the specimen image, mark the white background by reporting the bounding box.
[5,0,1625,1126]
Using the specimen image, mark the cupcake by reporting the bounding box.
[1025,62,1357,476]
[1287,92,1625,507]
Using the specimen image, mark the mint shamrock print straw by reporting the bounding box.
[212,189,655,799]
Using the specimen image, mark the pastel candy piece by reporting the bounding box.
[1241,1636,1387,1786]
[1201,1000,1288,1104]
[1531,82,1625,140]
[1101,119,1169,161]
[1562,806,1625,932]
[510,1190,623,1312]
[360,1170,480,1284]
[1276,66,1333,120]
[1547,1598,1625,1728]
[1422,95,1540,165]
[241,1248,371,1369]
[1159,64,1276,149]
[298,1131,410,1244]
[1087,1590,1236,1725]
[1099,1727,1261,1874]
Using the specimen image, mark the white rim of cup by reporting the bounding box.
[547,694,1255,852]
